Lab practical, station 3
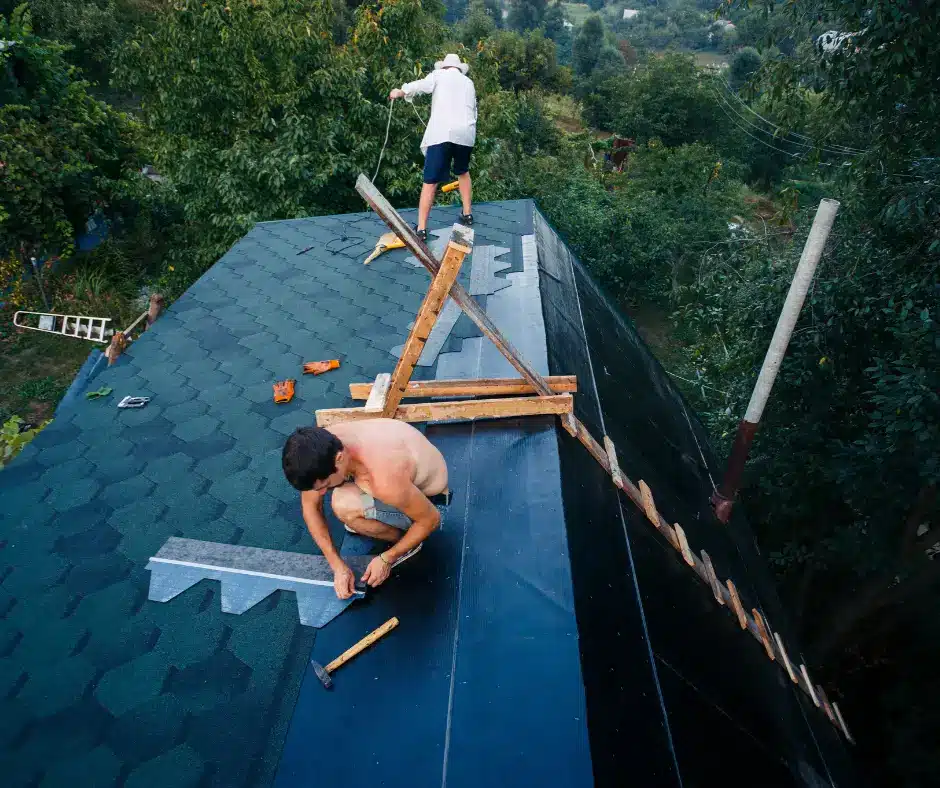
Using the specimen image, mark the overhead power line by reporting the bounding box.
[716,79,869,157]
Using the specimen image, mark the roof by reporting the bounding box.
[0,199,854,787]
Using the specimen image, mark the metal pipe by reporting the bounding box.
[712,199,840,523]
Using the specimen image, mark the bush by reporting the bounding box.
[1,415,47,466]
[730,46,761,89]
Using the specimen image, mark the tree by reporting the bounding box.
[542,2,572,65]
[729,46,761,89]
[0,7,142,268]
[678,1,940,780]
[461,0,496,45]
[482,0,502,27]
[611,53,725,147]
[617,38,637,65]
[572,14,604,77]
[587,0,603,10]
[2,0,161,83]
[114,0,445,266]
[507,0,545,32]
[482,29,567,93]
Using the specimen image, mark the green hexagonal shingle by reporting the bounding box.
[195,448,251,482]
[153,608,225,669]
[83,617,160,672]
[95,650,170,718]
[99,475,155,508]
[106,694,188,767]
[162,399,209,423]
[40,746,121,788]
[172,414,221,443]
[142,452,196,485]
[45,478,101,513]
[124,744,205,788]
[17,657,96,718]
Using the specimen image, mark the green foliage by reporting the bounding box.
[115,0,445,271]
[492,135,746,304]
[0,6,143,267]
[507,0,545,32]
[25,0,118,76]
[443,0,468,24]
[542,2,571,65]
[0,0,162,84]
[481,29,568,93]
[459,0,495,45]
[0,414,46,466]
[605,53,724,147]
[572,13,603,76]
[729,45,760,88]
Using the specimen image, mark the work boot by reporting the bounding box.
[459,213,474,227]
[413,225,428,243]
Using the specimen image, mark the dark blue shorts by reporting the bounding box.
[423,142,473,185]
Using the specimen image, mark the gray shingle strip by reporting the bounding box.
[388,244,512,366]
[146,538,372,628]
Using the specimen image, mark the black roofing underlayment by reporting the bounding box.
[0,199,855,787]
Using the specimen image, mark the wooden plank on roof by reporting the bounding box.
[317,394,574,428]
[349,375,578,400]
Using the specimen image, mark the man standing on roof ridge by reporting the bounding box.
[282,420,449,599]
[389,53,476,243]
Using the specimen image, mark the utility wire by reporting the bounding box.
[716,79,868,156]
[708,84,808,158]
[710,84,814,157]
[720,79,868,155]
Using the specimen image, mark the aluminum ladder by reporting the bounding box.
[13,311,112,343]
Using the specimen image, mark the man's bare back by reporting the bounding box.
[281,419,448,598]
[327,419,447,499]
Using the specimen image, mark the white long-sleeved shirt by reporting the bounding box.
[401,68,477,154]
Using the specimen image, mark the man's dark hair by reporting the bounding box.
[282,427,343,491]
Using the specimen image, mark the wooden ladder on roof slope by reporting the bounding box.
[313,175,854,744]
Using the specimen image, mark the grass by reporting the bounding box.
[0,243,144,424]
[0,331,95,424]
[692,51,729,69]
[542,93,585,134]
[562,2,592,27]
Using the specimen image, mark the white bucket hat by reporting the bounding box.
[434,53,469,74]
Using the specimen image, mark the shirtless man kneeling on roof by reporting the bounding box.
[282,420,448,599]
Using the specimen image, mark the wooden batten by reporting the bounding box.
[674,524,695,567]
[701,551,724,605]
[350,375,578,400]
[726,579,748,630]
[317,394,573,428]
[752,609,775,660]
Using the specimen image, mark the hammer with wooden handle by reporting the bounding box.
[310,617,399,690]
